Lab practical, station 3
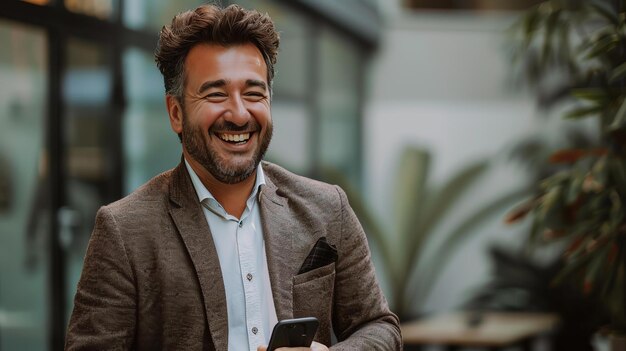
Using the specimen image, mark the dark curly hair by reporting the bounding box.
[154,4,280,98]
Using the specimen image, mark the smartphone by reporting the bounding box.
[267,317,319,351]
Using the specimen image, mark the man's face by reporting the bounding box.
[172,43,273,184]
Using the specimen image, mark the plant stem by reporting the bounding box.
[622,235,626,332]
[617,0,625,333]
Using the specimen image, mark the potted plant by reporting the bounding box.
[506,0,626,348]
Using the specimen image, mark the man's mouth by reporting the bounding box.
[217,132,252,145]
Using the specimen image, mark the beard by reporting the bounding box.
[182,113,273,184]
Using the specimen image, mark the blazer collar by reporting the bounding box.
[168,160,313,343]
[168,162,229,351]
[259,162,317,321]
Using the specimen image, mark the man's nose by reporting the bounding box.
[224,94,251,126]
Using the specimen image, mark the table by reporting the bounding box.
[401,311,560,351]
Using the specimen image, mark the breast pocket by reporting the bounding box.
[292,262,335,346]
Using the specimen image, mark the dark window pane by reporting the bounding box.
[318,27,362,184]
[62,37,116,319]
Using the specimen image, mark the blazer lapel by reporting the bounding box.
[259,165,318,321]
[168,162,228,351]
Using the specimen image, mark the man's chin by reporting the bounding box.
[208,161,259,184]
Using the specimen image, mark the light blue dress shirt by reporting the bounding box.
[185,160,278,351]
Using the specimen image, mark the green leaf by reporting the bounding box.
[568,235,596,262]
[557,21,574,68]
[609,62,626,83]
[609,98,626,131]
[566,169,585,204]
[570,218,601,237]
[406,161,489,262]
[523,5,543,40]
[588,2,620,27]
[539,184,564,219]
[394,147,430,253]
[594,194,613,215]
[599,243,620,298]
[540,170,569,190]
[406,188,530,306]
[319,168,397,291]
[571,88,609,103]
[541,10,561,66]
[391,147,431,308]
[609,190,624,229]
[583,32,619,60]
[398,160,490,311]
[605,251,626,329]
[585,156,608,194]
[529,204,546,241]
[564,105,603,119]
[583,245,610,294]
[608,158,626,199]
[553,244,594,286]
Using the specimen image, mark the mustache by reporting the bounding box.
[209,121,259,133]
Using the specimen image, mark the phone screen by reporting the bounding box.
[267,317,319,351]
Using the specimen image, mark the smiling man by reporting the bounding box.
[65,4,401,351]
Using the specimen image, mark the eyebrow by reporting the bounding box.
[198,79,226,94]
[197,79,268,94]
[246,79,267,92]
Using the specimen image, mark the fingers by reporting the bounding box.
[263,341,329,351]
[311,341,330,351]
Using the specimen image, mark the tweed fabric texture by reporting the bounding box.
[65,161,402,350]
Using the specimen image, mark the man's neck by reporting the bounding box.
[185,155,256,219]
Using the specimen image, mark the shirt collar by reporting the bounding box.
[184,158,266,218]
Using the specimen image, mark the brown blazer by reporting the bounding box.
[65,161,402,350]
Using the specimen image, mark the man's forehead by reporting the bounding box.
[185,43,265,68]
[184,42,268,85]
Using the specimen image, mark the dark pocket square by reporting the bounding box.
[298,237,338,275]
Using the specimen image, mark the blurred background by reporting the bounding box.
[1,0,622,350]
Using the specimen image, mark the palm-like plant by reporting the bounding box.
[507,0,626,334]
[324,147,524,320]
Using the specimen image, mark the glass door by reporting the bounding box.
[0,19,49,350]
[61,36,119,322]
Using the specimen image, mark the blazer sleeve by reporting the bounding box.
[330,186,403,350]
[65,206,137,350]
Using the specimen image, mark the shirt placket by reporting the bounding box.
[237,215,264,351]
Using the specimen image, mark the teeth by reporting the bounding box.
[219,133,250,142]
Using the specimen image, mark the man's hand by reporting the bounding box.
[257,341,329,351]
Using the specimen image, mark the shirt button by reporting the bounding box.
[252,327,258,334]
[246,273,253,281]
[239,221,243,228]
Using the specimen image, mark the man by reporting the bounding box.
[65,3,401,351]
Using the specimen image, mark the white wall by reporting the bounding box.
[365,9,543,316]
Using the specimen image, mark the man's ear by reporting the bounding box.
[166,95,183,135]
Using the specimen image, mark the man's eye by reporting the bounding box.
[205,92,227,99]
[246,92,266,99]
